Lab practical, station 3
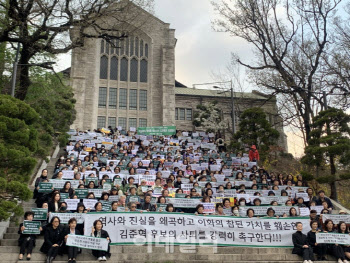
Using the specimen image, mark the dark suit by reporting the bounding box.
[61,227,81,259]
[18,223,37,255]
[92,229,111,258]
[307,231,327,259]
[292,231,314,261]
[48,202,59,213]
[40,225,64,259]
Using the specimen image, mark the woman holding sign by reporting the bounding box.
[18,211,41,260]
[40,216,64,263]
[338,222,350,262]
[62,218,81,263]
[307,220,328,261]
[324,219,348,263]
[91,219,111,261]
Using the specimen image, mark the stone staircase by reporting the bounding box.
[0,150,339,263]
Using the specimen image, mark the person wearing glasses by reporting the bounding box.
[40,216,64,263]
[91,220,111,261]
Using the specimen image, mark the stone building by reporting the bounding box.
[69,3,287,150]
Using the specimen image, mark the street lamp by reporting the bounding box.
[10,42,56,97]
[192,80,236,134]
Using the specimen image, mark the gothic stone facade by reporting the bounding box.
[69,5,287,151]
[71,5,176,131]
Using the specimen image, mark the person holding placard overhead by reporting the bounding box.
[292,222,314,263]
[18,211,42,260]
[91,219,111,261]
[62,218,81,263]
[40,216,64,263]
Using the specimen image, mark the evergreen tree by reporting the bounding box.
[0,95,38,220]
[233,107,280,159]
[301,108,350,201]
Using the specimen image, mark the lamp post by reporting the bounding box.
[192,80,235,134]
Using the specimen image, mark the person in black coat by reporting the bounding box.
[62,218,81,263]
[40,216,64,263]
[292,222,315,262]
[60,182,74,199]
[18,211,42,260]
[139,194,156,211]
[90,219,111,261]
[307,220,328,261]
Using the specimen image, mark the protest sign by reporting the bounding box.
[85,177,99,186]
[62,170,75,179]
[32,208,48,220]
[88,189,104,198]
[316,233,350,245]
[38,182,53,193]
[299,207,310,216]
[67,235,109,251]
[239,206,297,217]
[23,221,41,234]
[75,189,88,199]
[202,203,215,213]
[322,214,350,224]
[260,196,288,205]
[49,213,85,224]
[310,206,323,215]
[166,198,201,208]
[51,180,79,190]
[137,126,176,136]
[83,199,98,210]
[60,193,69,200]
[65,199,80,211]
[109,195,120,202]
[84,212,310,247]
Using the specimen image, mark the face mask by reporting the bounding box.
[233,210,239,216]
[60,206,67,211]
[74,169,78,172]
[60,157,64,160]
[240,202,245,206]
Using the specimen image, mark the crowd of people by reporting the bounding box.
[17,128,350,263]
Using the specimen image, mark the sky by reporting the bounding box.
[55,0,305,157]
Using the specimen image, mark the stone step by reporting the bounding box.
[3,233,44,240]
[0,252,306,261]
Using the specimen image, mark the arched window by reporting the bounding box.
[140,59,148,83]
[100,56,108,79]
[116,39,120,55]
[100,39,105,54]
[110,57,118,80]
[120,57,128,81]
[105,42,109,54]
[135,37,139,57]
[130,36,134,56]
[126,38,129,56]
[145,43,148,58]
[130,58,138,82]
[140,40,144,57]
[120,40,125,55]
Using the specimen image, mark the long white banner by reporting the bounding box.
[316,233,350,245]
[67,234,109,251]
[83,212,310,247]
[322,214,350,224]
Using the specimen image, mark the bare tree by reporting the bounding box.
[0,0,154,100]
[212,0,349,145]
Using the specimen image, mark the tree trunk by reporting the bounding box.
[329,154,338,201]
[14,48,31,100]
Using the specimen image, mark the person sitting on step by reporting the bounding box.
[292,222,314,263]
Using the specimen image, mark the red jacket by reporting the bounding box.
[249,149,260,161]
